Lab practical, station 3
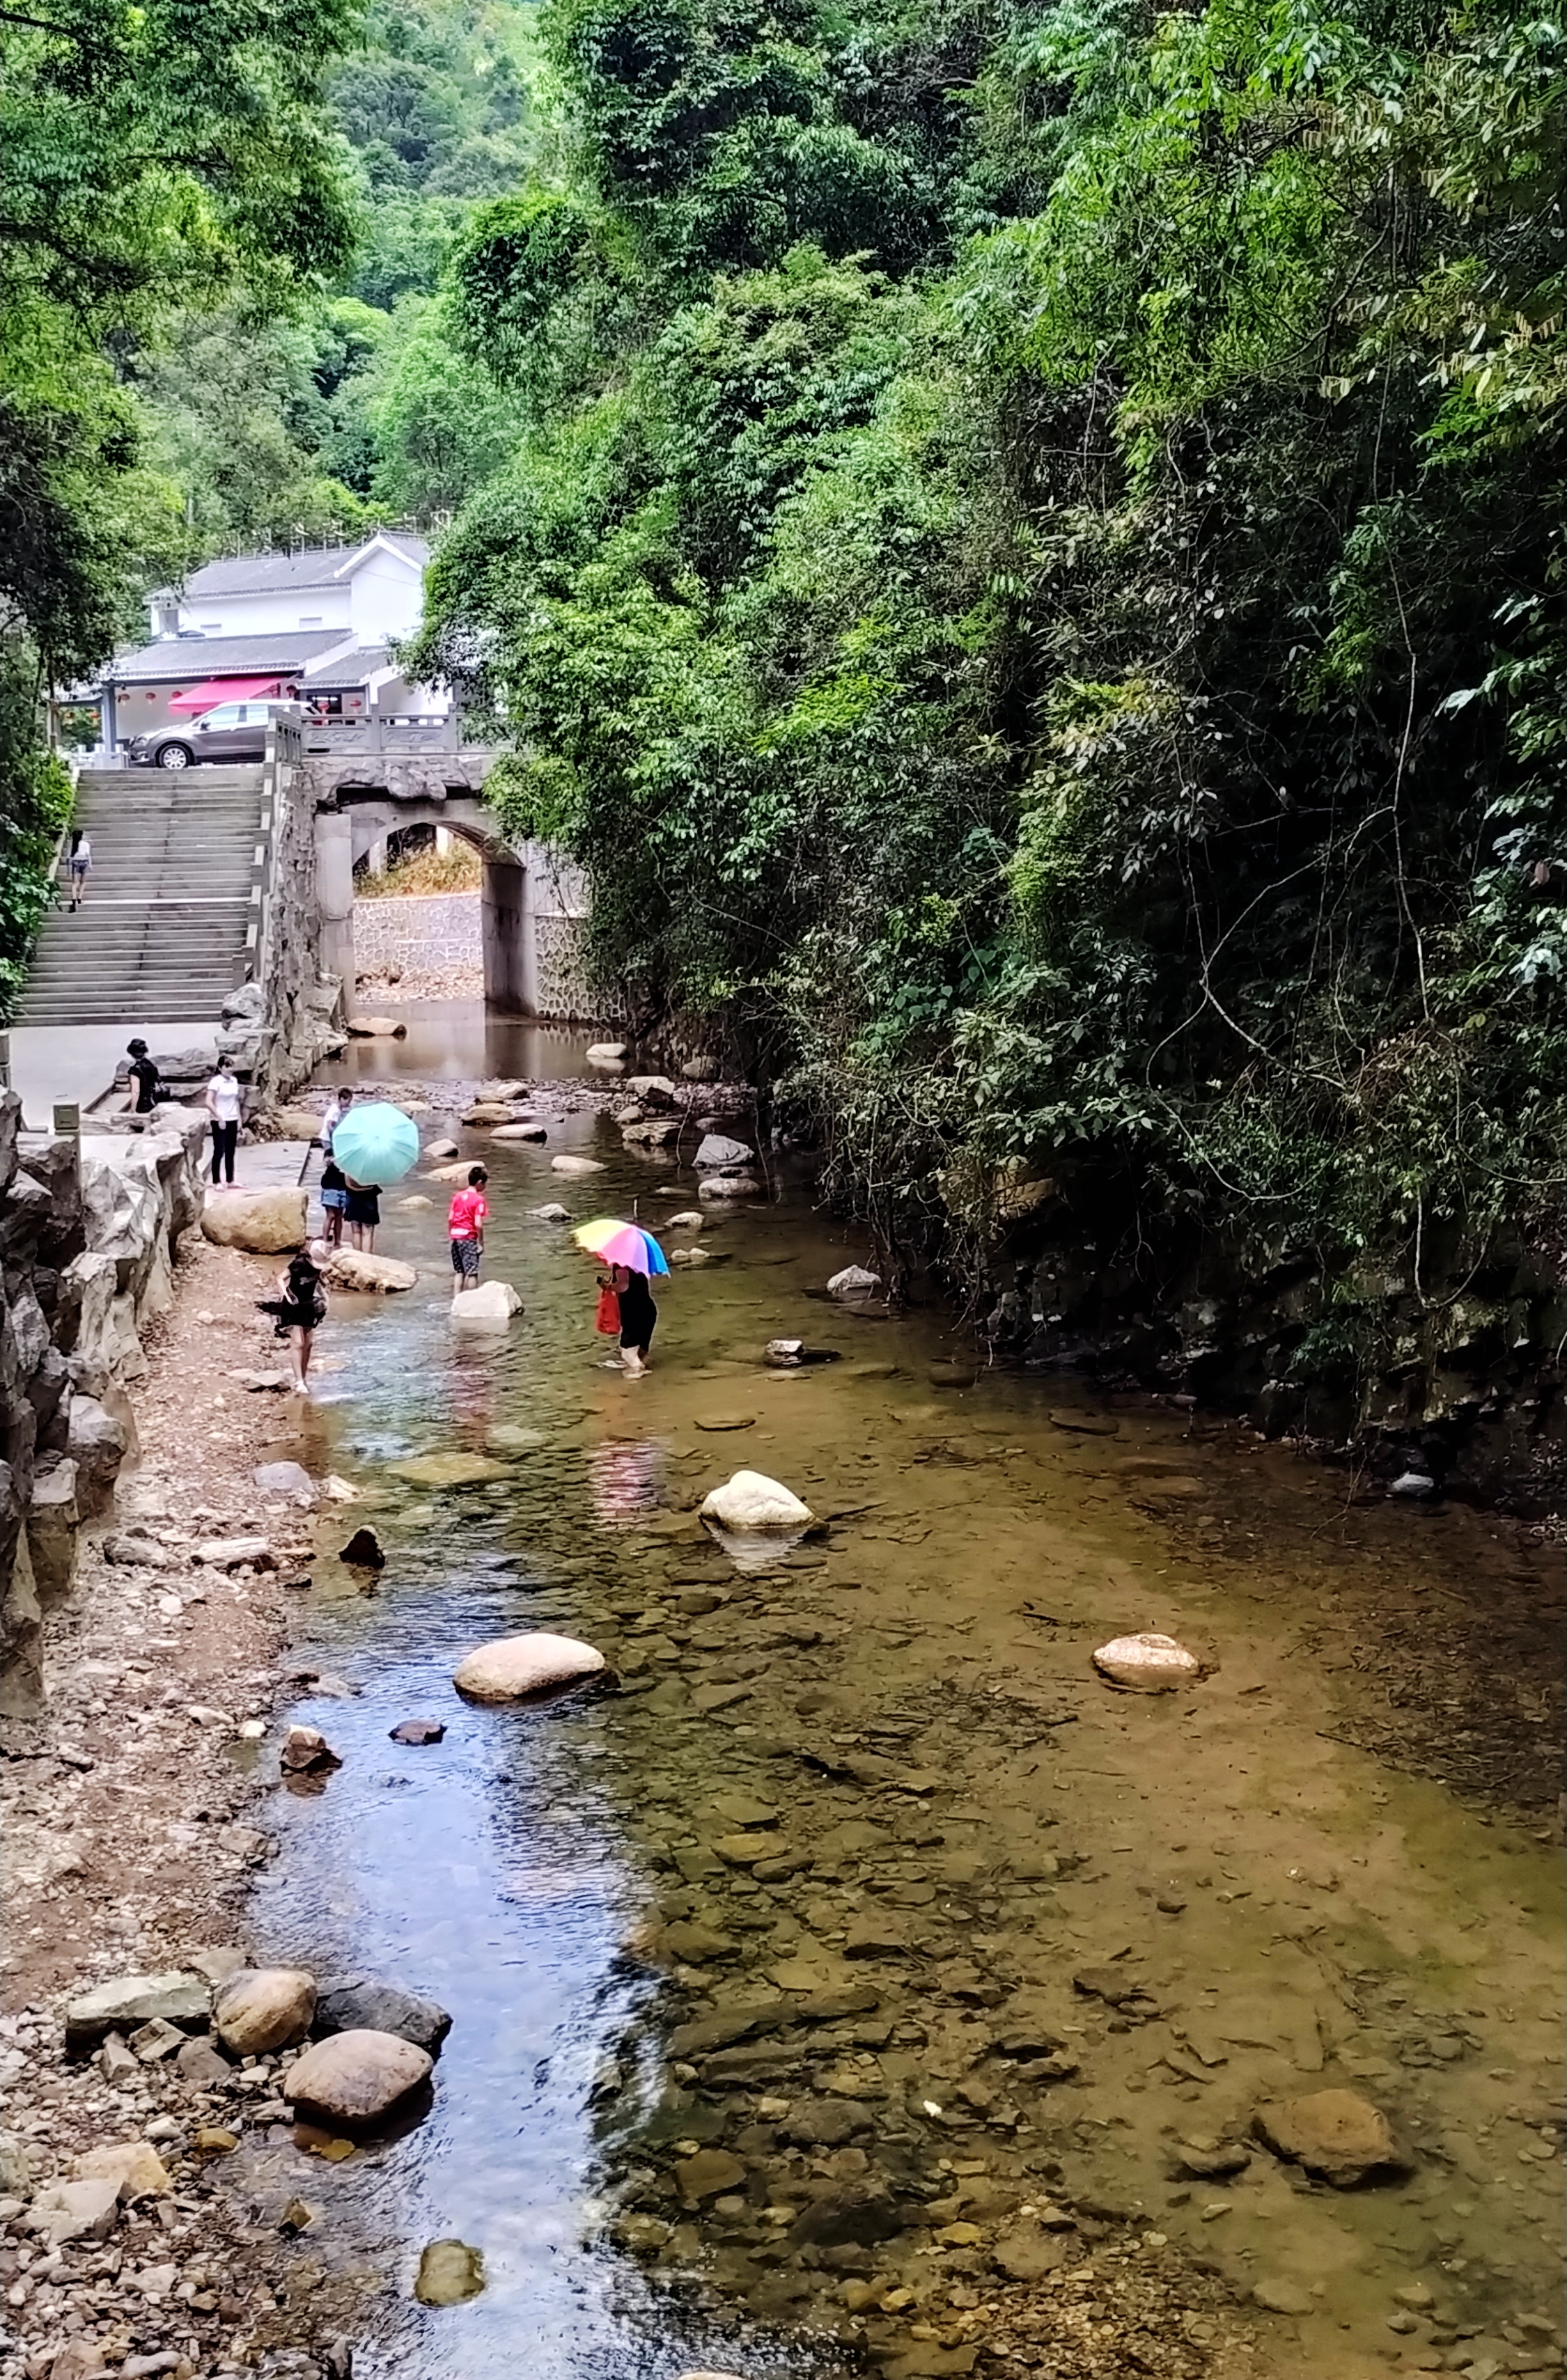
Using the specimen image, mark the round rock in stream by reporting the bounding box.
[699,1470,815,1531]
[1092,1630,1201,1691]
[453,1631,607,1702]
[284,2028,432,2125]
[213,1966,317,2055]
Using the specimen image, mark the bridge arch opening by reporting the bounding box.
[313,794,592,1019]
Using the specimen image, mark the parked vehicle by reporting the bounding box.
[127,698,321,769]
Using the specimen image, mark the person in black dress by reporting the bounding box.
[257,1251,327,1393]
[612,1265,657,1375]
[125,1039,160,1114]
[344,1177,380,1252]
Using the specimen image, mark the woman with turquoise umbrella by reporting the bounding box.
[573,1219,669,1376]
[328,1103,420,1255]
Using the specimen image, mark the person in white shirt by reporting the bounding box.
[205,1065,243,1186]
[66,830,91,910]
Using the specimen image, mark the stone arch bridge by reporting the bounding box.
[302,745,598,1019]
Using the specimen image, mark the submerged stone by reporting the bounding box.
[390,1452,512,1488]
[415,2238,485,2305]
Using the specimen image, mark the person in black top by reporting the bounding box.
[125,1039,160,1114]
[257,1251,327,1393]
[612,1265,657,1375]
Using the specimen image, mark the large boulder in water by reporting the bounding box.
[322,1248,416,1292]
[449,1281,523,1327]
[453,1632,607,1702]
[700,1471,815,1532]
[694,1133,754,1170]
[283,2029,431,2125]
[315,1978,451,2058]
[827,1263,881,1299]
[201,1188,306,1252]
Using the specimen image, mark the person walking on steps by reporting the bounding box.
[125,1039,160,1115]
[66,831,91,910]
[205,1061,243,1186]
[449,1164,488,1301]
[257,1249,327,1393]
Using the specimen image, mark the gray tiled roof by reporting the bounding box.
[158,533,429,604]
[303,644,392,691]
[108,629,349,684]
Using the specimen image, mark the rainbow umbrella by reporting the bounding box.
[572,1217,670,1276]
[329,1102,419,1188]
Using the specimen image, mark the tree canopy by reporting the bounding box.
[410,0,1567,1379]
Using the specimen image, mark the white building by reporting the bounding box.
[148,533,428,645]
[89,534,442,746]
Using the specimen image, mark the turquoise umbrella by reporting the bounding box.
[330,1102,419,1188]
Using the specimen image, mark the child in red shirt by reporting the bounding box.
[449,1165,488,1300]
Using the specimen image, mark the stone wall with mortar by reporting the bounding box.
[354,891,481,974]
[226,752,348,1109]
[0,1096,210,1736]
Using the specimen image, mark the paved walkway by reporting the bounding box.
[6,1021,215,1129]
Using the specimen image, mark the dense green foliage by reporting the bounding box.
[0,0,539,1017]
[412,0,1567,1347]
[0,0,364,1015]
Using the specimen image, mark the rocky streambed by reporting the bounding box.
[1,1057,1562,2380]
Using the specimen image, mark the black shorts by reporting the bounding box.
[451,1238,481,1277]
[345,1188,380,1227]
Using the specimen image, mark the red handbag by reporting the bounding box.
[595,1285,621,1336]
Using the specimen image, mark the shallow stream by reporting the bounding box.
[237,1022,1563,2380]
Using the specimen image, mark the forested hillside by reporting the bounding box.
[407,0,1567,1430]
[129,0,540,547]
[5,0,1565,1443]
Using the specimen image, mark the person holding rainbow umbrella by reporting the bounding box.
[572,1218,669,1375]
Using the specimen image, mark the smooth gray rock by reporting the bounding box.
[64,1970,208,2048]
[315,1979,452,2058]
[26,2177,120,2244]
[254,1460,317,1507]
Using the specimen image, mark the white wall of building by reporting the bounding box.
[171,586,354,638]
[349,549,424,641]
[148,540,426,645]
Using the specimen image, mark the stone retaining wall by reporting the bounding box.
[354,891,481,973]
[0,1095,210,1734]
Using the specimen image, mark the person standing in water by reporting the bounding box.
[344,1177,380,1252]
[258,1249,327,1393]
[612,1264,657,1375]
[449,1164,488,1301]
[65,831,91,910]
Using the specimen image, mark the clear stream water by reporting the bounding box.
[231,1011,1563,2380]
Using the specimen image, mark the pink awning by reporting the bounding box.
[168,675,283,713]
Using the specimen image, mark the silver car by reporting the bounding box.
[127,698,318,769]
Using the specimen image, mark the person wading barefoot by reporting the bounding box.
[612,1264,657,1375]
[449,1164,488,1301]
[258,1249,327,1393]
[344,1177,380,1251]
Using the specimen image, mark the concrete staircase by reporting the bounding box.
[15,767,267,1027]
